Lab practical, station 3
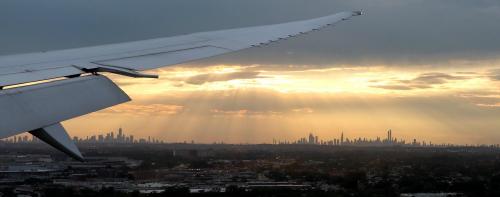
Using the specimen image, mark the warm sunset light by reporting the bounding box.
[64,61,500,145]
[4,0,500,195]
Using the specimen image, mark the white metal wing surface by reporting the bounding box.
[0,11,362,161]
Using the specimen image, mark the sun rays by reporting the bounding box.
[62,62,500,145]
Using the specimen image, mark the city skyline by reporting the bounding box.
[2,1,500,196]
[3,127,499,147]
[3,0,500,145]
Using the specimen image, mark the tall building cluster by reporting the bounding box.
[274,129,435,147]
[1,135,31,144]
[1,128,497,148]
[73,128,163,144]
[1,128,164,144]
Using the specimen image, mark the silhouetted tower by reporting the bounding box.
[340,132,344,146]
[387,129,392,143]
[117,127,123,142]
[308,133,315,144]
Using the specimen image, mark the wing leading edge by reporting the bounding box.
[0,11,362,161]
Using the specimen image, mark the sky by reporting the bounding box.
[1,0,500,144]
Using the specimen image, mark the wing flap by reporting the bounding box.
[29,123,84,161]
[0,66,83,87]
[0,75,130,138]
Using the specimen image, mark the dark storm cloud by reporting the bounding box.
[185,71,262,85]
[1,0,500,67]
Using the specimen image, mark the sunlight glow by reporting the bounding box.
[64,62,500,145]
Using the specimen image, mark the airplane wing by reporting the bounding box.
[0,11,362,161]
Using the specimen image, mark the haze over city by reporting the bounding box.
[2,0,500,144]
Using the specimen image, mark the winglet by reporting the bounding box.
[29,123,84,162]
[353,10,363,16]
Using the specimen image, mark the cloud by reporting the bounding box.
[210,109,282,117]
[194,0,500,67]
[458,91,500,108]
[410,72,469,84]
[67,87,500,144]
[12,0,500,144]
[370,85,415,90]
[99,104,184,116]
[3,0,500,68]
[475,103,500,108]
[291,108,314,113]
[130,88,500,116]
[372,72,472,90]
[487,69,500,81]
[185,71,263,85]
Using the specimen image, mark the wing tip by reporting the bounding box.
[353,10,363,16]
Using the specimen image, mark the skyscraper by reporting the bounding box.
[308,133,315,144]
[387,129,392,143]
[118,127,123,142]
[340,132,344,145]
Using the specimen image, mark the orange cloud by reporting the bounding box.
[210,109,282,117]
[291,108,314,113]
[99,104,184,116]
